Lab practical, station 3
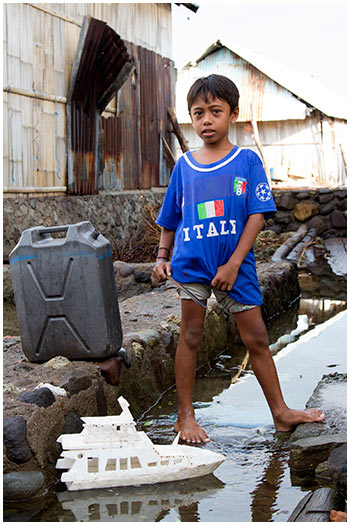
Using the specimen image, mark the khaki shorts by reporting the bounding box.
[176,282,258,314]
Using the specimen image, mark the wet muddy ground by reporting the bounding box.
[4,298,346,522]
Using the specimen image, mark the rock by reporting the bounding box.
[3,383,27,394]
[294,201,319,222]
[35,383,67,397]
[290,373,347,478]
[62,412,84,434]
[318,192,334,204]
[268,223,283,234]
[291,373,347,442]
[59,371,93,395]
[285,221,300,232]
[328,444,347,499]
[134,271,152,283]
[306,215,328,234]
[295,192,310,200]
[290,433,347,477]
[43,356,70,369]
[161,330,173,350]
[119,264,135,278]
[274,210,291,225]
[330,210,346,229]
[138,329,160,347]
[315,460,333,484]
[3,471,45,501]
[3,417,33,463]
[336,190,347,199]
[19,388,56,408]
[320,203,335,215]
[277,193,297,210]
[337,198,347,211]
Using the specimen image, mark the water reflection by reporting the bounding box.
[5,298,346,522]
[53,475,224,522]
[250,441,290,522]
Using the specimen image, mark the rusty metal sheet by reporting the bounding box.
[99,43,175,192]
[67,16,133,195]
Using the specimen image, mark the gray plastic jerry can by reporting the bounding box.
[9,221,122,362]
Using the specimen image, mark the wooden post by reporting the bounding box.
[167,107,189,153]
[250,103,270,184]
[162,137,176,170]
[287,487,344,522]
[339,143,347,171]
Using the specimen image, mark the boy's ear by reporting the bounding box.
[230,107,239,123]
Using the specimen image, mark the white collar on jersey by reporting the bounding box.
[183,147,242,172]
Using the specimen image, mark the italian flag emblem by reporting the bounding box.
[234,177,247,196]
[197,200,224,220]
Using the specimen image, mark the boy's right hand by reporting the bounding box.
[152,261,172,282]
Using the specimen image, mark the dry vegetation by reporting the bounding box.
[112,204,162,262]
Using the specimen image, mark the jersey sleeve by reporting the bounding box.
[156,161,183,231]
[247,154,277,219]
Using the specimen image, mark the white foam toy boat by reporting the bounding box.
[56,396,225,491]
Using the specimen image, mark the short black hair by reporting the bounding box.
[187,74,240,114]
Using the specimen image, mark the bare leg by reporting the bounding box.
[174,299,210,443]
[234,307,325,431]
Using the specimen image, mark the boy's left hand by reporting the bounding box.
[211,263,238,291]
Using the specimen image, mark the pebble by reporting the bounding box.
[328,444,347,499]
[43,356,70,369]
[62,411,84,434]
[19,387,56,408]
[3,417,33,463]
[3,383,27,394]
[3,471,45,501]
[138,329,160,347]
[119,264,135,278]
[59,370,92,395]
[35,383,67,397]
[134,271,152,283]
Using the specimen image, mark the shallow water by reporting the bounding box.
[4,298,346,522]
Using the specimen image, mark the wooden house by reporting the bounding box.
[176,41,347,187]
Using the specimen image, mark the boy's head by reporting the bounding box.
[187,74,240,115]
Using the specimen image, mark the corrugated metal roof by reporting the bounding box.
[175,3,200,13]
[181,40,346,120]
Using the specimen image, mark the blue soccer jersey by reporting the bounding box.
[156,147,277,305]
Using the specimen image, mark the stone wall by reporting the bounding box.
[270,188,347,237]
[3,187,346,260]
[3,189,166,261]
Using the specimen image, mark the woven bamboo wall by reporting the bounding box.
[3,3,172,196]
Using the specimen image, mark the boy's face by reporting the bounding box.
[189,96,239,145]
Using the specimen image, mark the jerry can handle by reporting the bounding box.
[37,225,70,235]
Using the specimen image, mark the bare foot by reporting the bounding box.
[174,413,210,443]
[97,356,122,385]
[274,407,325,432]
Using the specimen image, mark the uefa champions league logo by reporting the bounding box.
[256,182,272,202]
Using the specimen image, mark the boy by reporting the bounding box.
[153,74,325,443]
